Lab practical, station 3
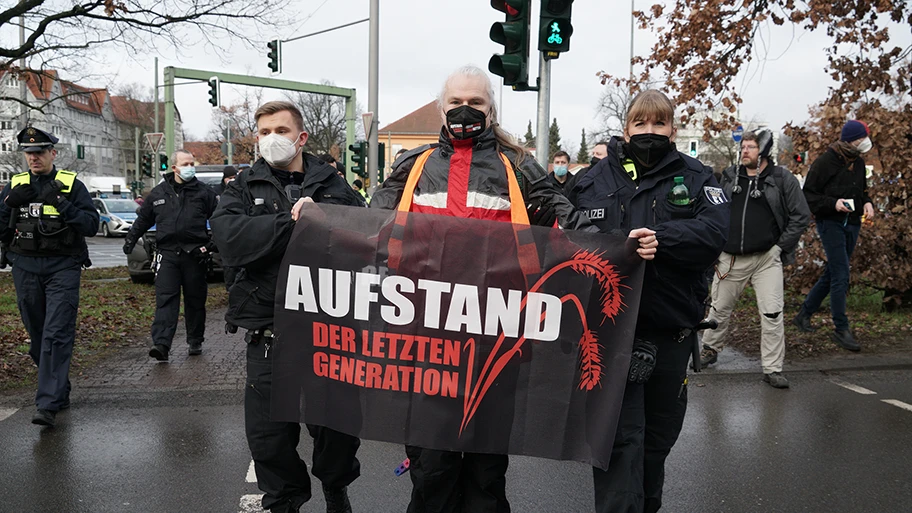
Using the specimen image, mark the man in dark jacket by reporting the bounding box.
[0,127,99,428]
[700,129,811,388]
[123,149,218,360]
[568,90,729,513]
[793,120,875,352]
[211,101,364,513]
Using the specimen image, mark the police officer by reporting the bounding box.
[123,149,218,360]
[568,90,729,513]
[211,101,365,513]
[0,127,100,428]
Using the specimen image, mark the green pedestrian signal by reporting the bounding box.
[488,0,531,88]
[159,153,169,171]
[267,40,282,74]
[207,76,220,107]
[350,141,367,178]
[539,0,573,59]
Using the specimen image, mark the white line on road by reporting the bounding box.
[239,494,265,513]
[0,408,18,422]
[246,460,257,483]
[882,399,912,413]
[829,379,877,395]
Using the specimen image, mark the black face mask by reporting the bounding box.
[445,105,487,140]
[589,156,601,167]
[625,133,674,170]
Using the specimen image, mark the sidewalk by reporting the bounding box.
[75,305,247,392]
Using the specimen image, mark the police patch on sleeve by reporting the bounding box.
[703,186,727,205]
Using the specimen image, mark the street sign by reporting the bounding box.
[732,125,744,143]
[145,132,164,152]
[362,112,374,139]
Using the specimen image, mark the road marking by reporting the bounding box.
[246,460,256,483]
[882,399,912,413]
[0,408,18,422]
[238,494,265,513]
[829,379,877,395]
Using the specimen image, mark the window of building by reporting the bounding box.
[0,121,12,130]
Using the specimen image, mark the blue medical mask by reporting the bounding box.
[178,166,196,181]
[553,164,569,177]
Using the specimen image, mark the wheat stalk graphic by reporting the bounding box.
[460,249,626,435]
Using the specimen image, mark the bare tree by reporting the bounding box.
[208,87,264,165]
[285,82,362,157]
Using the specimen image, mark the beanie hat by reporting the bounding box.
[840,120,869,142]
[222,165,238,179]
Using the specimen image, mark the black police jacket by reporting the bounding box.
[128,173,218,253]
[568,137,730,332]
[211,154,366,330]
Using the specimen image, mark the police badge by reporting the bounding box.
[28,202,42,218]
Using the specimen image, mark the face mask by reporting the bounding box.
[625,133,674,170]
[177,166,196,181]
[553,165,568,177]
[445,105,487,140]
[259,133,302,168]
[589,156,601,167]
[856,137,872,153]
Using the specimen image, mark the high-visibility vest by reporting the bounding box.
[11,169,77,216]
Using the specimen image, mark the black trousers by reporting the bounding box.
[14,264,80,412]
[405,446,510,513]
[592,331,693,513]
[151,250,207,349]
[245,340,361,512]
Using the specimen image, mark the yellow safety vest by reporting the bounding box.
[11,169,77,216]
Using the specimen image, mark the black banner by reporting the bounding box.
[272,204,644,469]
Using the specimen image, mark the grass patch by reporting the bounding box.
[0,266,228,391]
[721,285,912,358]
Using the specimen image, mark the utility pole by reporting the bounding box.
[134,127,140,183]
[367,0,379,192]
[535,53,551,169]
[154,57,160,173]
[19,13,28,128]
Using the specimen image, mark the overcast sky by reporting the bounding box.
[80,0,910,154]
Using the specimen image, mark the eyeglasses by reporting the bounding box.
[741,145,759,151]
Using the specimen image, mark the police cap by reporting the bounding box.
[17,127,59,153]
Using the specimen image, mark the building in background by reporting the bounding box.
[377,100,441,179]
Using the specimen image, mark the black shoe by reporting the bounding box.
[323,485,352,513]
[31,409,56,427]
[792,312,817,332]
[831,330,860,352]
[60,397,70,410]
[763,372,790,389]
[188,341,202,356]
[149,344,169,361]
[700,346,718,367]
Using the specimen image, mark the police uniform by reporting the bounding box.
[568,137,729,513]
[0,127,100,427]
[211,155,365,513]
[123,171,218,360]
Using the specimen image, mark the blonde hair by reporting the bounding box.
[438,65,527,169]
[626,90,675,127]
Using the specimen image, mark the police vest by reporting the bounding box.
[9,169,84,256]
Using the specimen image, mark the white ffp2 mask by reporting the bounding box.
[258,133,302,169]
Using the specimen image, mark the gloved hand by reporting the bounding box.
[5,183,38,208]
[526,198,557,227]
[122,235,137,255]
[39,180,65,207]
[627,339,657,384]
[190,243,214,264]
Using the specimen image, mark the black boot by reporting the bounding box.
[831,330,860,352]
[32,409,56,427]
[149,344,169,361]
[792,310,816,332]
[322,485,352,513]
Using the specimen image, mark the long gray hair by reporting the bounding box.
[437,65,527,169]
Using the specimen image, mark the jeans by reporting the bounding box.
[801,219,861,331]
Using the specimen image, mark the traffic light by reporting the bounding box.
[159,153,169,172]
[76,144,85,159]
[689,141,698,158]
[267,39,282,73]
[141,153,153,177]
[488,0,531,88]
[207,76,220,107]
[539,0,573,59]
[349,141,367,178]
[793,151,807,164]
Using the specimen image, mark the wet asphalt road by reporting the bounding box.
[86,235,129,268]
[1,369,910,512]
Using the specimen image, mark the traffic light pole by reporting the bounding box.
[368,0,380,192]
[535,53,551,169]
